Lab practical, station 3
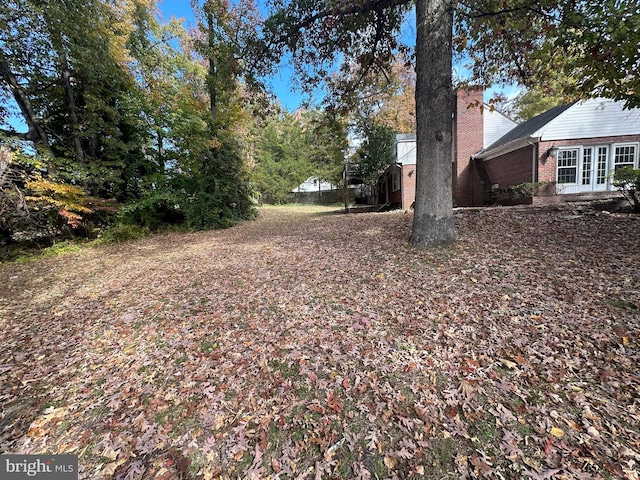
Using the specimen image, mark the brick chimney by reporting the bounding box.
[454,88,485,206]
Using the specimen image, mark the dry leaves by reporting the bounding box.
[0,205,638,479]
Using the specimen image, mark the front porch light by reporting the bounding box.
[546,145,559,159]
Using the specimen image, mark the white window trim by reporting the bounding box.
[556,148,579,185]
[613,142,639,171]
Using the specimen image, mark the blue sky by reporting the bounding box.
[158,0,310,110]
[158,0,520,110]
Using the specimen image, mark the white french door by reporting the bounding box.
[582,146,609,192]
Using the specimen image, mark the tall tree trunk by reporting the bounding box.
[0,49,49,147]
[206,10,217,128]
[60,57,85,167]
[410,0,456,247]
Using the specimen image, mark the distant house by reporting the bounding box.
[292,176,340,204]
[380,89,519,209]
[293,176,337,193]
[475,98,640,199]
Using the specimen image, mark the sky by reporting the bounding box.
[4,0,520,131]
[158,0,309,111]
[157,0,520,111]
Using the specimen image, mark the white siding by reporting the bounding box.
[293,176,337,193]
[539,98,640,141]
[397,140,417,165]
[483,108,518,148]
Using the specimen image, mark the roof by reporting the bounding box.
[481,103,575,154]
[396,133,416,143]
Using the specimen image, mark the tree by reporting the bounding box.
[0,0,156,200]
[509,88,567,122]
[371,60,416,134]
[613,167,640,213]
[459,0,640,108]
[352,121,395,204]
[305,109,349,187]
[256,0,638,246]
[255,0,454,246]
[411,0,455,246]
[328,57,416,134]
[253,111,313,204]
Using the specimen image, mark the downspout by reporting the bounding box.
[400,164,405,209]
[532,141,539,183]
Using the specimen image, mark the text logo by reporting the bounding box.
[1,455,77,479]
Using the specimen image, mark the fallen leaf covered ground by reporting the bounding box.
[1,204,639,479]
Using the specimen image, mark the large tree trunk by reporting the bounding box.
[410,0,455,247]
[60,57,85,167]
[0,49,49,147]
[206,10,218,127]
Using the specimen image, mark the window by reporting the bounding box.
[557,149,578,184]
[392,170,400,191]
[614,144,637,173]
[596,147,608,185]
[582,147,592,185]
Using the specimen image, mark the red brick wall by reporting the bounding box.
[455,89,485,206]
[484,145,535,187]
[402,164,417,209]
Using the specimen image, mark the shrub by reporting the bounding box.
[491,181,556,203]
[119,192,185,231]
[613,167,640,212]
[99,224,151,244]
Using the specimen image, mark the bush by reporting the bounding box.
[119,192,185,231]
[613,167,640,212]
[178,142,256,230]
[99,224,151,244]
[491,181,556,203]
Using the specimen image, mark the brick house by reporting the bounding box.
[475,98,640,200]
[380,89,518,208]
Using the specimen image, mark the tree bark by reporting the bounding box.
[410,0,455,247]
[206,10,218,127]
[0,49,49,147]
[60,57,85,167]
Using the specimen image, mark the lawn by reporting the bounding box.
[1,205,638,479]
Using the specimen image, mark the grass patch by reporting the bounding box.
[426,437,461,477]
[605,296,638,310]
[200,339,218,354]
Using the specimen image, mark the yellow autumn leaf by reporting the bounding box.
[550,427,565,438]
[500,358,517,369]
[384,456,397,469]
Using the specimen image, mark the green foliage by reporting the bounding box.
[613,167,640,212]
[118,191,185,231]
[509,88,570,122]
[352,122,396,188]
[178,139,256,230]
[306,110,349,186]
[99,224,151,244]
[1,0,263,247]
[252,112,313,204]
[459,0,640,108]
